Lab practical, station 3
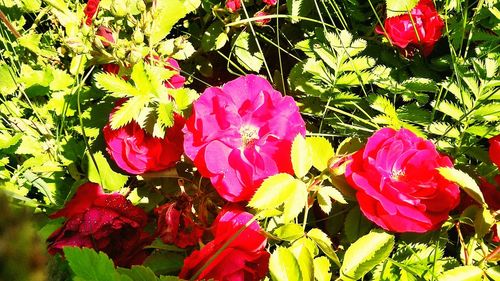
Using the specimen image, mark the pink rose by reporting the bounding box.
[254,11,271,26]
[163,58,186,89]
[183,75,306,202]
[155,194,204,248]
[345,128,460,233]
[84,0,100,26]
[103,107,185,175]
[179,205,270,281]
[489,135,500,169]
[375,0,444,57]
[47,183,151,267]
[263,0,277,6]
[226,0,241,12]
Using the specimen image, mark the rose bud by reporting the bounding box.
[489,135,500,169]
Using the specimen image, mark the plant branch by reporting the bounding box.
[0,9,21,39]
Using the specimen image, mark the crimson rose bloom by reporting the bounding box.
[47,183,151,267]
[345,128,460,233]
[183,75,306,202]
[375,0,444,57]
[225,0,241,12]
[179,205,270,281]
[489,135,500,169]
[96,26,114,47]
[103,110,185,175]
[155,195,204,248]
[263,0,277,6]
[84,0,100,26]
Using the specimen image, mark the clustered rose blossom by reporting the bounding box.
[489,135,500,169]
[345,128,460,233]
[225,0,242,13]
[103,109,185,175]
[183,75,306,202]
[47,183,151,267]
[179,205,270,280]
[84,0,101,26]
[155,194,204,248]
[376,0,444,57]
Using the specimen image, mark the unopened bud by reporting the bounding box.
[133,29,144,44]
[111,0,128,17]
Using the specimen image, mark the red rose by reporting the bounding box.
[179,205,270,281]
[345,128,460,233]
[458,176,500,212]
[103,105,185,175]
[102,63,120,74]
[225,0,241,12]
[47,183,151,267]
[375,0,444,57]
[84,0,101,26]
[96,26,114,47]
[489,135,500,169]
[254,11,271,26]
[155,194,204,248]
[263,0,277,6]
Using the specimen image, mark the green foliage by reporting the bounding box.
[438,167,486,206]
[291,134,313,178]
[306,137,334,172]
[233,31,264,73]
[64,247,121,281]
[269,247,302,281]
[437,266,484,281]
[385,0,419,18]
[87,151,128,191]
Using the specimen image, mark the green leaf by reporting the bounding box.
[274,223,304,241]
[0,63,17,96]
[87,151,128,191]
[368,95,398,120]
[306,137,334,171]
[472,103,500,121]
[233,31,263,72]
[132,61,154,95]
[428,122,460,139]
[95,73,140,97]
[437,167,486,206]
[313,257,332,281]
[117,266,160,281]
[431,100,464,120]
[437,266,483,281]
[290,244,314,281]
[110,95,150,129]
[287,0,314,23]
[201,21,228,51]
[283,180,308,222]
[307,228,340,267]
[63,247,120,281]
[386,0,419,18]
[249,173,297,210]
[154,102,175,138]
[269,247,302,281]
[474,207,495,238]
[292,134,313,178]
[149,0,189,46]
[344,207,373,243]
[340,230,395,281]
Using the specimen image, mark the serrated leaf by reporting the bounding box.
[169,88,198,110]
[95,73,140,97]
[283,180,308,222]
[428,122,460,139]
[472,103,500,121]
[437,265,483,281]
[87,151,128,191]
[149,0,189,46]
[249,173,297,210]
[287,0,314,23]
[110,96,150,129]
[386,0,419,18]
[474,207,495,238]
[233,31,263,72]
[269,247,302,281]
[431,100,464,120]
[201,21,228,51]
[292,134,313,178]
[290,244,314,281]
[338,56,376,73]
[369,95,397,119]
[344,207,373,243]
[437,167,485,206]
[117,265,162,281]
[306,137,334,171]
[131,61,154,95]
[314,257,332,281]
[0,63,17,96]
[307,228,340,267]
[274,223,304,241]
[340,230,395,280]
[63,247,120,281]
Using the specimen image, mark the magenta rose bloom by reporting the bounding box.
[47,183,151,267]
[183,75,306,202]
[103,108,185,175]
[263,0,277,6]
[225,0,241,12]
[179,205,270,281]
[163,58,186,89]
[489,135,500,169]
[375,0,444,57]
[345,128,460,233]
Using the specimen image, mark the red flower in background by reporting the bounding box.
[226,0,241,12]
[96,26,114,47]
[254,11,271,26]
[345,128,460,233]
[47,183,151,267]
[376,0,444,57]
[84,0,101,26]
[263,0,277,6]
[179,205,270,281]
[103,109,185,175]
[155,194,204,248]
[183,75,306,202]
[489,135,500,169]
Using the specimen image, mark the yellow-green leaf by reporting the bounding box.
[438,167,486,206]
[306,137,334,171]
[292,134,313,178]
[269,247,302,281]
[437,265,483,281]
[249,173,296,210]
[283,179,308,222]
[307,228,340,267]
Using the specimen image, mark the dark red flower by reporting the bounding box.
[155,195,204,248]
[102,63,120,74]
[254,11,271,26]
[47,183,152,267]
[179,205,270,281]
[96,26,114,47]
[84,0,101,26]
[489,135,500,169]
[375,0,444,57]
